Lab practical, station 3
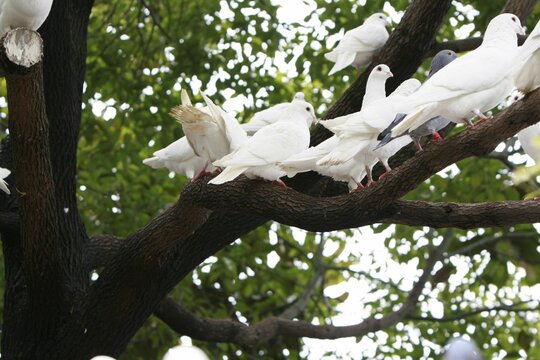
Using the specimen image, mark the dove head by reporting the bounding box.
[365,13,390,27]
[290,100,317,126]
[484,13,525,45]
[292,92,305,102]
[370,64,393,79]
[428,50,457,78]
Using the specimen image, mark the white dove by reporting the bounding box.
[0,0,54,36]
[0,166,11,194]
[317,72,418,168]
[144,90,244,179]
[513,20,540,93]
[142,137,213,178]
[209,100,317,185]
[241,93,309,135]
[325,13,390,76]
[517,123,540,163]
[391,13,525,137]
[171,91,247,163]
[281,65,395,190]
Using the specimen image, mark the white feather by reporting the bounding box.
[0,0,54,36]
[517,123,540,163]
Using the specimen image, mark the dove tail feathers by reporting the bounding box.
[327,52,357,76]
[391,104,437,137]
[0,179,10,195]
[142,157,164,169]
[208,166,248,185]
[170,105,206,125]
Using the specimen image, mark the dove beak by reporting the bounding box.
[518,25,526,35]
[387,70,394,77]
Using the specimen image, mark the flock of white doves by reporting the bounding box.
[143,13,540,191]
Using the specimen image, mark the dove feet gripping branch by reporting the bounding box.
[473,109,493,125]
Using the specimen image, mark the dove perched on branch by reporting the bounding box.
[281,65,394,190]
[377,49,458,152]
[241,92,309,135]
[443,338,483,360]
[391,13,525,138]
[0,0,54,36]
[209,100,317,185]
[325,13,390,76]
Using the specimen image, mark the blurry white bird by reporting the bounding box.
[325,13,390,75]
[517,123,540,162]
[513,19,540,93]
[163,345,209,360]
[241,93,310,135]
[391,13,525,137]
[443,338,483,360]
[0,0,54,36]
[209,100,317,185]
[281,65,394,190]
[0,166,10,194]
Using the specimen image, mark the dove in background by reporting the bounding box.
[240,92,310,135]
[0,167,11,194]
[517,123,540,163]
[209,100,317,186]
[377,49,458,152]
[513,19,540,93]
[443,338,483,360]
[325,13,390,76]
[280,65,394,190]
[0,0,54,36]
[391,13,525,138]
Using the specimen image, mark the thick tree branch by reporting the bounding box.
[156,238,446,346]
[0,211,19,232]
[382,200,540,229]
[182,89,540,232]
[3,28,65,342]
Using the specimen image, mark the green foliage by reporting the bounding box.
[3,0,530,358]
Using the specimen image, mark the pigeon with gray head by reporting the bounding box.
[377,49,458,151]
[0,0,54,36]
[325,13,390,75]
[391,14,525,138]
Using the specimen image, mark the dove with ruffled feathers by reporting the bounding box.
[0,0,54,36]
[391,14,525,138]
[209,100,317,185]
[325,13,390,76]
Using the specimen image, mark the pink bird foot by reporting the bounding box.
[273,179,289,189]
[432,132,443,142]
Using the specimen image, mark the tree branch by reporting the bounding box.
[182,89,540,232]
[156,238,446,347]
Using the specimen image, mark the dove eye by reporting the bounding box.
[305,107,310,111]
[376,66,382,71]
[447,52,452,56]
[512,16,517,22]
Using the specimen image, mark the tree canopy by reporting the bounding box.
[0,0,539,359]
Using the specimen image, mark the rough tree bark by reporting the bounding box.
[0,0,537,358]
